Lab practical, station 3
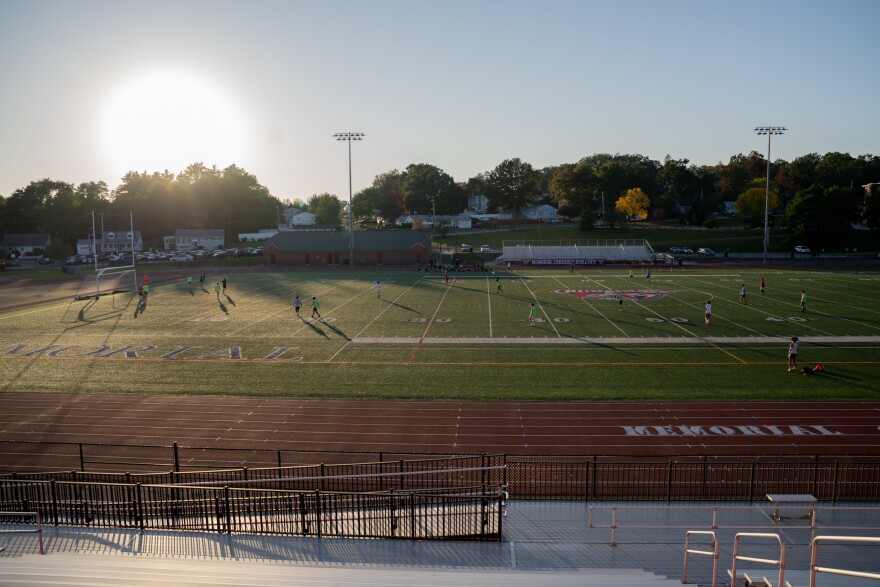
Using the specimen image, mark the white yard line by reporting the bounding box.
[326,275,425,362]
[408,278,455,363]
[565,275,629,337]
[519,276,560,337]
[486,276,493,338]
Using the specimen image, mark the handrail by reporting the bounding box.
[0,511,43,555]
[587,504,880,544]
[810,535,880,586]
[730,532,785,587]
[683,530,717,587]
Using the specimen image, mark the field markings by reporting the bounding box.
[604,283,749,364]
[556,275,629,337]
[408,278,454,363]
[519,276,561,337]
[681,275,843,336]
[680,274,868,336]
[486,276,493,338]
[326,275,426,363]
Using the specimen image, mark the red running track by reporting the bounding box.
[1,393,879,456]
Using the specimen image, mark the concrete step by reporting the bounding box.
[0,553,685,587]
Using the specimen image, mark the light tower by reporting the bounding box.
[754,126,786,264]
[332,132,365,266]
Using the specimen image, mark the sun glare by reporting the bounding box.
[100,71,247,177]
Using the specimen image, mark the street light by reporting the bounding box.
[754,126,786,265]
[333,132,365,266]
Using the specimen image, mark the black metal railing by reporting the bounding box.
[0,479,504,541]
[2,440,879,502]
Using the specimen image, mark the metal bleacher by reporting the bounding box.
[501,239,656,264]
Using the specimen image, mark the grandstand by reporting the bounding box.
[501,239,657,265]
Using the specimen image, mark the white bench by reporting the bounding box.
[766,494,817,524]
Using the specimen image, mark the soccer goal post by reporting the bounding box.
[74,267,139,301]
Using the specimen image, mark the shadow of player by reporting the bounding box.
[322,320,350,341]
[218,300,228,314]
[224,294,236,306]
[303,319,328,337]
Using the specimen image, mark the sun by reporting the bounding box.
[100,71,247,177]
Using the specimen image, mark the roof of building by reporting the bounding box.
[265,230,429,252]
[1,233,51,247]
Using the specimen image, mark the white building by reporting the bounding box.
[174,229,225,251]
[520,204,558,221]
[281,207,317,227]
[467,194,489,213]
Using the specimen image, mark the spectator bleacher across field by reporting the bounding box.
[501,239,656,264]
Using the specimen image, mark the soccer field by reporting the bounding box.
[1,268,879,401]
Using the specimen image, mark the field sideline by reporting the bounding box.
[0,267,879,401]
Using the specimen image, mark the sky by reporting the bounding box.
[1,0,878,203]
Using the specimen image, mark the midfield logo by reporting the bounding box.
[553,289,674,300]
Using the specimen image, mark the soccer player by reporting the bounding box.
[616,292,624,311]
[444,270,449,285]
[760,277,765,295]
[629,269,633,279]
[311,296,321,318]
[222,277,227,294]
[704,300,712,325]
[142,282,149,299]
[646,269,651,281]
[788,336,799,372]
[187,274,192,291]
[496,277,503,293]
[293,295,302,317]
[199,274,205,287]
[800,290,807,312]
[739,283,748,305]
[214,282,221,299]
[376,281,381,298]
[528,303,537,326]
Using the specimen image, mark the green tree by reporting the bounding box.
[372,170,406,221]
[352,186,381,219]
[735,181,779,225]
[578,207,595,231]
[402,164,465,215]
[307,193,344,228]
[614,188,651,220]
[785,186,859,248]
[485,158,540,214]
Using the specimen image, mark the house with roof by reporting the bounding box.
[174,229,225,251]
[520,204,558,221]
[1,233,52,257]
[263,230,430,266]
[75,230,144,255]
[281,207,317,227]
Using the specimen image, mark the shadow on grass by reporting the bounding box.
[385,300,418,312]
[224,294,236,306]
[321,320,351,341]
[303,319,327,337]
[218,300,228,314]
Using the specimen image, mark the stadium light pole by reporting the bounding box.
[754,126,786,265]
[333,132,365,267]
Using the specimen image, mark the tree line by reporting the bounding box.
[1,151,878,258]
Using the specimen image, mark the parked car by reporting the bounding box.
[697,248,715,257]
[794,245,811,254]
[461,244,473,252]
[172,254,194,262]
[669,247,694,255]
[479,245,491,253]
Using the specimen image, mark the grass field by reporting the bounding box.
[1,267,879,401]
